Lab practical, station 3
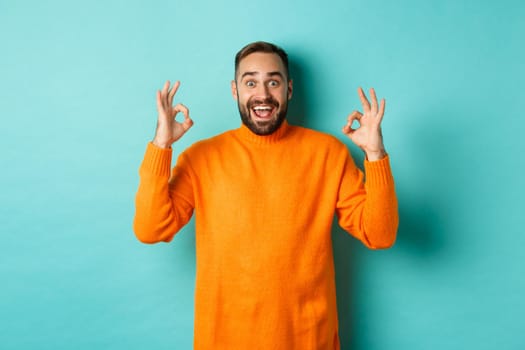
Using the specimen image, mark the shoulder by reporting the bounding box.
[178,129,237,161]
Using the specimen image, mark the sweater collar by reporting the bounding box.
[235,119,290,145]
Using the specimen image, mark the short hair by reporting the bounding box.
[234,41,290,81]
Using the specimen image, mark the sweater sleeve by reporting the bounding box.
[335,151,399,249]
[133,142,195,243]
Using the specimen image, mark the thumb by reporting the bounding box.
[181,117,194,132]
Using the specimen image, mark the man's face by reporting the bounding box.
[232,52,293,135]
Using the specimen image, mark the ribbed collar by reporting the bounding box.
[235,120,291,145]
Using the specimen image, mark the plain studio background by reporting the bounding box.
[1,0,524,349]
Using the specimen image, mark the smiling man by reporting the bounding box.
[134,41,398,350]
[232,49,292,135]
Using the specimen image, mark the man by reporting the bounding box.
[134,41,398,350]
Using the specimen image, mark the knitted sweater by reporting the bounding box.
[134,120,398,350]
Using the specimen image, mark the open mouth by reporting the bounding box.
[251,105,276,119]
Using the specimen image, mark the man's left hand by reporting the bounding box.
[342,87,387,161]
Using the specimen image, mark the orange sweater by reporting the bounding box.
[134,121,398,350]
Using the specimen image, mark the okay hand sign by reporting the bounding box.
[152,81,194,149]
[342,87,387,161]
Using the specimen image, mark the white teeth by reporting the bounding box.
[253,106,272,111]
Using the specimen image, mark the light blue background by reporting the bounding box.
[1,0,524,349]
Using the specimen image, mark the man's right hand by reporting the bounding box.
[152,80,194,149]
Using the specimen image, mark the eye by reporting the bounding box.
[246,81,256,88]
[268,80,280,87]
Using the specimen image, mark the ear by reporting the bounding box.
[231,80,238,101]
[287,79,293,100]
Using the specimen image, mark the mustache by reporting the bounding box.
[248,97,279,109]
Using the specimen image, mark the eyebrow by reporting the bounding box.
[240,71,285,80]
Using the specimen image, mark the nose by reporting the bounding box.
[255,83,271,98]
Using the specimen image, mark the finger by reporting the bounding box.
[369,88,378,114]
[161,80,170,96]
[377,98,386,123]
[160,80,170,109]
[182,116,194,131]
[358,87,371,113]
[168,81,181,106]
[173,103,190,120]
[174,103,194,132]
[342,125,353,135]
[156,90,163,113]
[343,110,362,134]
[346,110,363,124]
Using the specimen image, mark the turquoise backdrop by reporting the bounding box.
[1,0,524,349]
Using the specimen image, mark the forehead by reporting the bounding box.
[236,52,286,79]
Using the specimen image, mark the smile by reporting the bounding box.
[252,105,275,119]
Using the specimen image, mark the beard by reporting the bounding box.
[236,94,288,136]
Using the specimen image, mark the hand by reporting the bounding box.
[342,87,387,161]
[152,80,194,148]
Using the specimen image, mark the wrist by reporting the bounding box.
[152,138,172,149]
[365,149,387,161]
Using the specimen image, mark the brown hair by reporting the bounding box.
[234,41,290,80]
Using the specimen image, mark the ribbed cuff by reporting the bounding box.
[140,142,173,177]
[364,155,394,187]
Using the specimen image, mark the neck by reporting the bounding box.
[237,119,290,145]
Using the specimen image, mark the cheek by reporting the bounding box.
[237,88,250,100]
[240,94,251,105]
[238,93,252,108]
[278,89,289,102]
